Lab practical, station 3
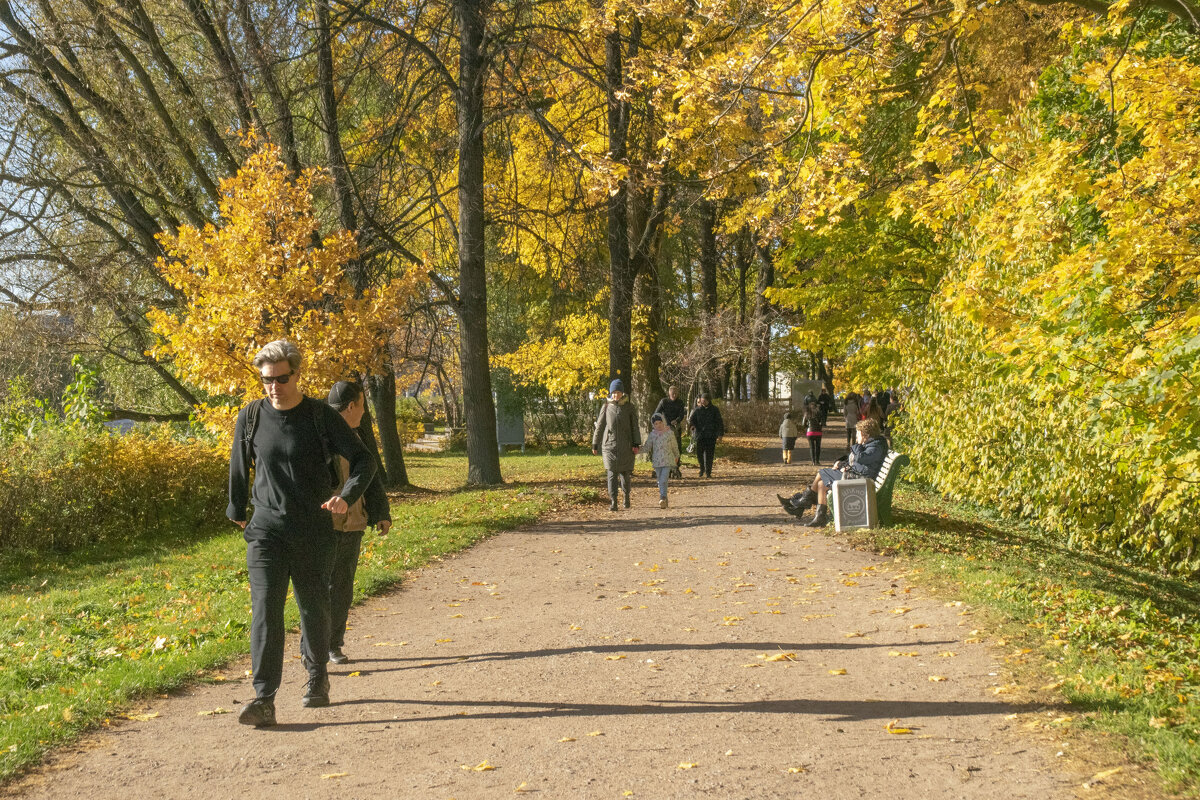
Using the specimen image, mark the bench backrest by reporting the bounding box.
[874,451,905,490]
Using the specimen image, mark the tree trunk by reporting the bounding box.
[455,0,502,485]
[635,267,666,413]
[605,27,635,389]
[368,362,409,488]
[751,241,774,400]
[698,200,718,316]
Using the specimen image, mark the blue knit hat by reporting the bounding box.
[609,379,625,394]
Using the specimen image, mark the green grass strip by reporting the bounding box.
[868,483,1200,795]
[0,448,603,783]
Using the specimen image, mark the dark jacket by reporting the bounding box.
[653,396,687,427]
[688,403,724,440]
[803,400,825,435]
[846,436,887,481]
[593,396,641,473]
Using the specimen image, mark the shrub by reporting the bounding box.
[0,426,227,555]
[719,400,791,435]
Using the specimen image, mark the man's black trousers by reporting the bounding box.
[245,522,335,699]
[696,437,717,476]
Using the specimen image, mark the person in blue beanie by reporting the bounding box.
[592,379,641,511]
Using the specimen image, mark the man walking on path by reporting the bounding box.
[688,392,724,478]
[227,340,376,726]
[593,379,641,511]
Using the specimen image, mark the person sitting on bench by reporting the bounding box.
[777,418,887,527]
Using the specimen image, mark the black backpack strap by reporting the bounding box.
[241,398,264,468]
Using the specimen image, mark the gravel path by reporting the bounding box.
[4,441,1085,799]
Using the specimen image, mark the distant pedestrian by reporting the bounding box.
[643,413,681,508]
[817,388,832,417]
[688,392,724,478]
[842,393,861,449]
[653,385,687,478]
[779,410,799,464]
[864,396,884,427]
[802,397,826,465]
[315,381,392,666]
[593,379,641,511]
[228,341,376,727]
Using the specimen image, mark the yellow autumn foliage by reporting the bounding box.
[149,144,422,411]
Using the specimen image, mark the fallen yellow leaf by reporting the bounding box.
[348,671,362,677]
[891,607,911,615]
[606,655,627,661]
[888,651,918,657]
[1085,767,1122,786]
[787,766,807,773]
[828,668,847,675]
[938,652,957,658]
[197,708,229,716]
[435,638,453,643]
[515,782,532,793]
[558,737,576,742]
[320,772,349,779]
[461,760,496,772]
[844,631,865,638]
[449,614,464,619]
[121,712,160,722]
[762,652,796,662]
[910,623,928,629]
[885,719,914,734]
[928,675,947,682]
[677,762,698,770]
[587,731,604,737]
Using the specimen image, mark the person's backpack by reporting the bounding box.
[241,397,339,490]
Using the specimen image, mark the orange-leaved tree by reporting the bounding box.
[149,143,420,418]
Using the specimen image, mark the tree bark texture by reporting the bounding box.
[455,0,502,485]
[368,364,409,488]
[605,27,635,389]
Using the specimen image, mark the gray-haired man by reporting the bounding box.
[227,340,375,726]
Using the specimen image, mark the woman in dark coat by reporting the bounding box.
[593,379,641,510]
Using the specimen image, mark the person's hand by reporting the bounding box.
[322,495,348,514]
[632,446,639,454]
[592,449,598,456]
[377,520,392,536]
[233,520,247,530]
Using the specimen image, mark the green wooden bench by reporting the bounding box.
[872,451,910,526]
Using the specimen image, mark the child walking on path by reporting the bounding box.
[643,413,681,508]
[779,410,798,464]
[803,398,826,465]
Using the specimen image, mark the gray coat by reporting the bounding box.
[593,397,641,473]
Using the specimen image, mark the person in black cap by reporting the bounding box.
[592,378,641,510]
[688,392,724,478]
[653,385,686,478]
[309,381,392,665]
[228,341,375,727]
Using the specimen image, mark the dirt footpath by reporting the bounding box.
[6,444,1089,799]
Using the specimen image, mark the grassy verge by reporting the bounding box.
[865,482,1200,795]
[0,447,603,782]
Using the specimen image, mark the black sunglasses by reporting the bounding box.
[260,370,295,385]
